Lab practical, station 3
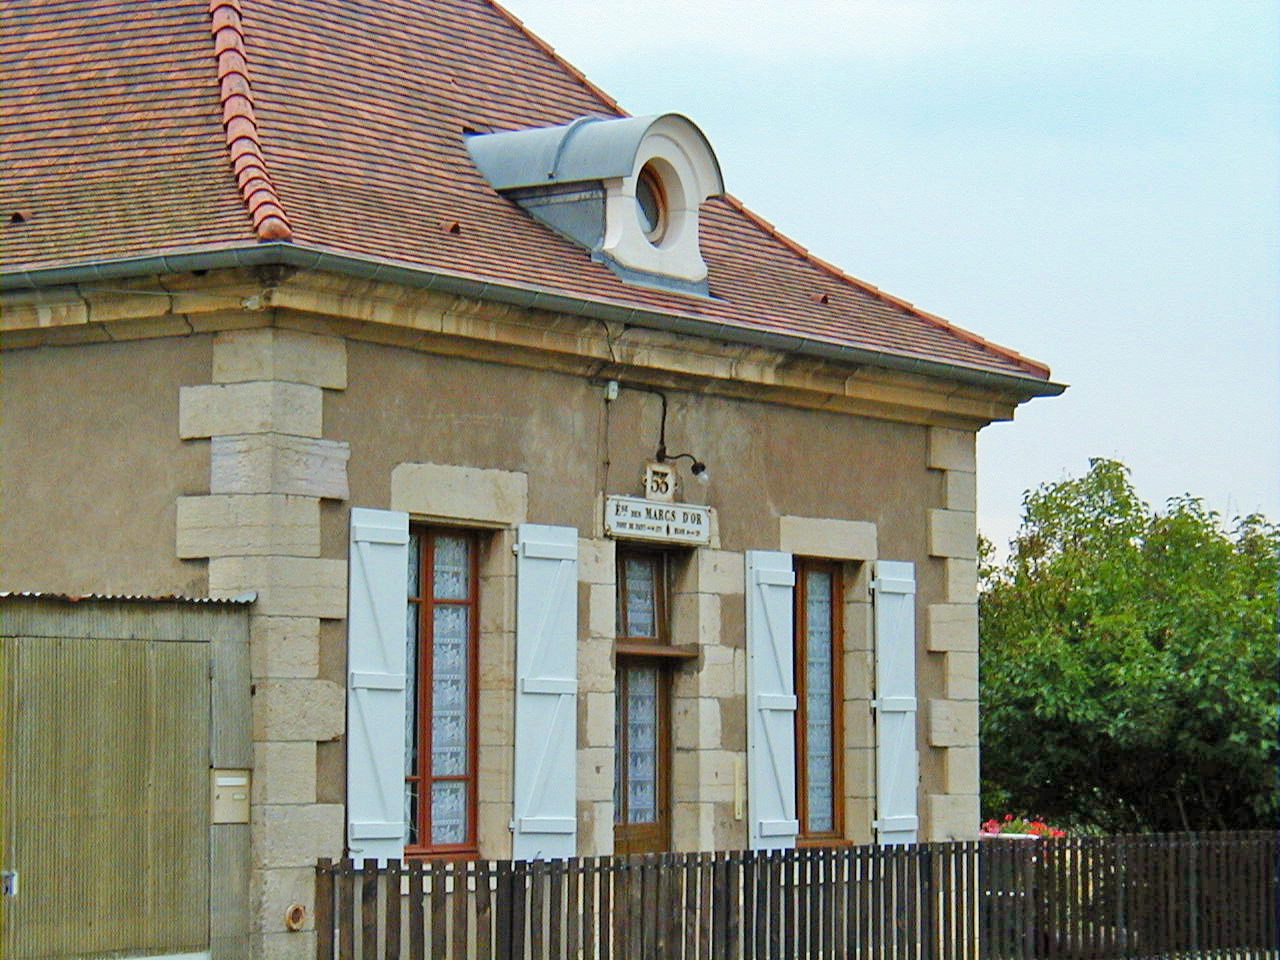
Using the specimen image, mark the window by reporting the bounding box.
[405,527,479,854]
[613,550,673,854]
[635,164,668,243]
[616,550,669,645]
[795,559,843,841]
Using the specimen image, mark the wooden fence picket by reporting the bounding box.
[312,832,1280,959]
[337,859,354,960]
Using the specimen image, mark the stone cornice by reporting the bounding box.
[0,269,1024,427]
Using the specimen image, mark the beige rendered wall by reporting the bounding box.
[0,336,212,596]
[326,339,936,556]
[326,338,974,845]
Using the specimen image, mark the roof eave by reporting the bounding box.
[0,244,1066,400]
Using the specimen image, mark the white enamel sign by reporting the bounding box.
[604,495,712,546]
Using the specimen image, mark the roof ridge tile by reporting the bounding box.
[208,0,290,241]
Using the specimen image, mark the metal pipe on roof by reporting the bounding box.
[1,243,1066,399]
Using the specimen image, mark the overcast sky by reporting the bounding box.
[505,0,1280,551]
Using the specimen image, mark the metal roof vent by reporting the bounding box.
[466,114,724,295]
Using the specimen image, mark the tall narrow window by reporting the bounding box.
[795,559,843,841]
[614,550,673,855]
[406,527,479,854]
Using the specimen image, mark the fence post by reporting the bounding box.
[454,860,472,960]
[510,860,527,960]
[338,859,355,960]
[476,861,493,960]
[683,852,699,960]
[409,860,425,960]
[494,861,513,960]
[315,858,334,960]
[920,845,935,960]
[361,860,378,959]
[385,858,402,960]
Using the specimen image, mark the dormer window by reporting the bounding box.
[466,114,724,295]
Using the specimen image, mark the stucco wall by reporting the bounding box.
[325,340,938,557]
[319,338,956,843]
[1,329,965,831]
[0,336,212,596]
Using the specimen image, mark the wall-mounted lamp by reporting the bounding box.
[657,447,710,484]
[603,380,712,489]
[644,388,710,484]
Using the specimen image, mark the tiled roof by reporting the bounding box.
[0,0,1054,385]
[2,0,256,259]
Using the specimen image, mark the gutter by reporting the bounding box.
[1,243,1066,400]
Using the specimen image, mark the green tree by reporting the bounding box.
[979,458,1279,832]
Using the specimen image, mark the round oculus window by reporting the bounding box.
[635,166,666,243]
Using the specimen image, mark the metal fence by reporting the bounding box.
[315,830,1278,959]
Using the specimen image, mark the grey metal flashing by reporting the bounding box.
[595,252,712,299]
[0,243,283,290]
[466,114,725,194]
[507,184,606,256]
[0,243,1065,399]
[548,115,605,181]
[0,590,257,604]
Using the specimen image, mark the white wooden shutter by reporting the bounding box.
[872,560,919,845]
[746,550,799,851]
[512,524,579,861]
[346,507,410,864]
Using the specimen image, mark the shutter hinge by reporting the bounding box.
[873,696,918,712]
[870,578,915,595]
[1,870,17,897]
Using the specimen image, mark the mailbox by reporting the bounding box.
[210,769,251,824]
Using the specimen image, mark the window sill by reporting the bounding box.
[797,836,852,849]
[614,641,699,660]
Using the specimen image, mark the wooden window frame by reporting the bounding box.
[615,549,670,645]
[405,525,481,858]
[613,547,681,854]
[613,549,697,659]
[794,558,845,845]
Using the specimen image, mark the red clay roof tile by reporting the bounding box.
[0,0,1052,383]
[206,0,290,240]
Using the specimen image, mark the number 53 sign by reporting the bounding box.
[643,461,678,502]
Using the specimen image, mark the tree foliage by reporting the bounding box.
[979,458,1279,832]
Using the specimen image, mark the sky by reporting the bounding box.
[504,0,1280,553]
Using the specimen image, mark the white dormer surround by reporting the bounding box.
[466,114,725,293]
[600,115,722,283]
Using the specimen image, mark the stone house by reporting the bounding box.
[0,0,1061,955]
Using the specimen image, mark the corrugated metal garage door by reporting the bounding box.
[1,635,210,959]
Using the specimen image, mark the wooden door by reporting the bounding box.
[613,658,671,855]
